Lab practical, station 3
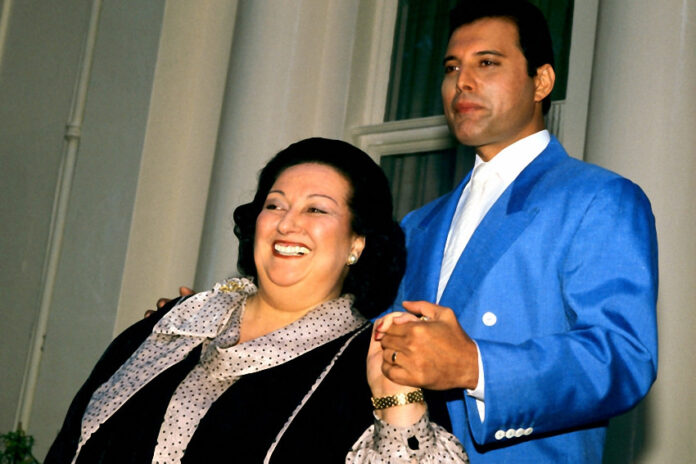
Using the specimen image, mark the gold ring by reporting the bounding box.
[420,316,430,321]
[391,351,398,363]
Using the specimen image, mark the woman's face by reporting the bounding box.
[254,163,365,302]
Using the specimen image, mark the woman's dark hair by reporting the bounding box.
[449,0,555,114]
[233,137,406,318]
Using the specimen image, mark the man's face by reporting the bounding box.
[441,17,550,160]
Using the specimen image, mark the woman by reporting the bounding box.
[45,138,467,463]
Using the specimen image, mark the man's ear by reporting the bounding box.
[533,63,556,102]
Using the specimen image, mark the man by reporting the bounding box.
[376,1,658,462]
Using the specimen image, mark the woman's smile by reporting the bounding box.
[273,241,310,257]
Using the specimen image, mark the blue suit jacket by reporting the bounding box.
[393,137,658,463]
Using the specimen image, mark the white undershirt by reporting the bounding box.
[438,130,551,421]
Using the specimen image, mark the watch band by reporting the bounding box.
[371,389,424,410]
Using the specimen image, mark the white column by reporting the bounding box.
[195,0,361,288]
[115,1,238,332]
[584,1,696,462]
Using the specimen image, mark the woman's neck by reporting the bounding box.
[238,286,340,343]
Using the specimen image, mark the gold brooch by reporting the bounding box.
[218,280,246,293]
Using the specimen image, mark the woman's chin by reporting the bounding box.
[259,271,308,291]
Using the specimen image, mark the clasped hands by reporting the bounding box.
[368,301,479,394]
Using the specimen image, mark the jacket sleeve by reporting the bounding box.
[466,178,658,445]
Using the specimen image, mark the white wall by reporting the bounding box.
[114,0,238,333]
[0,0,166,457]
[0,0,94,435]
[585,1,696,462]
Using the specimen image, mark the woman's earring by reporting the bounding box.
[347,253,358,265]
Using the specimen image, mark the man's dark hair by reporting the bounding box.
[449,0,555,114]
[233,137,406,318]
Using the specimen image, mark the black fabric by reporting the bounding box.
[45,298,181,463]
[77,346,202,463]
[423,389,454,434]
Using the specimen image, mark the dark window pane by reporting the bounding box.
[381,145,476,220]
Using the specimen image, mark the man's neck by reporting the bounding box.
[475,117,548,161]
[472,130,550,174]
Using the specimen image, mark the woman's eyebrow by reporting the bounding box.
[308,193,338,205]
[268,190,338,205]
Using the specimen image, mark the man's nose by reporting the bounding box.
[456,66,475,92]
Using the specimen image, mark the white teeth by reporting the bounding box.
[274,243,310,256]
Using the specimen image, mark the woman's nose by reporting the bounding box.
[277,210,300,234]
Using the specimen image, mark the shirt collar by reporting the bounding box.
[472,130,550,185]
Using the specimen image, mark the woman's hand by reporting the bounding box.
[367,312,427,426]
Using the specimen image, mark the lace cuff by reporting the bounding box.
[346,411,468,463]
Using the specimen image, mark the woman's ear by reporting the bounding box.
[351,235,366,259]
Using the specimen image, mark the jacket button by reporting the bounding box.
[524,427,534,436]
[505,428,516,439]
[514,428,525,438]
[482,311,497,326]
[495,430,506,440]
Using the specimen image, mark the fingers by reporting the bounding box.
[380,350,423,390]
[374,312,413,341]
[179,286,194,297]
[150,287,195,319]
[401,300,445,320]
[380,335,413,370]
[390,311,423,326]
[154,287,194,311]
[368,324,385,358]
[380,362,415,388]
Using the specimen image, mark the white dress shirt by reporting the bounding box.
[437,130,551,421]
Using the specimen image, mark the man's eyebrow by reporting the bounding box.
[475,50,505,57]
[443,50,506,65]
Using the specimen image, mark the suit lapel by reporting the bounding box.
[439,140,566,308]
[405,173,471,303]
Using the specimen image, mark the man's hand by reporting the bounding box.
[144,286,195,318]
[375,300,479,390]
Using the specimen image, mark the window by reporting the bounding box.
[350,0,595,219]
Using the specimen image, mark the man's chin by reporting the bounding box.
[446,120,485,148]
[452,131,485,149]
